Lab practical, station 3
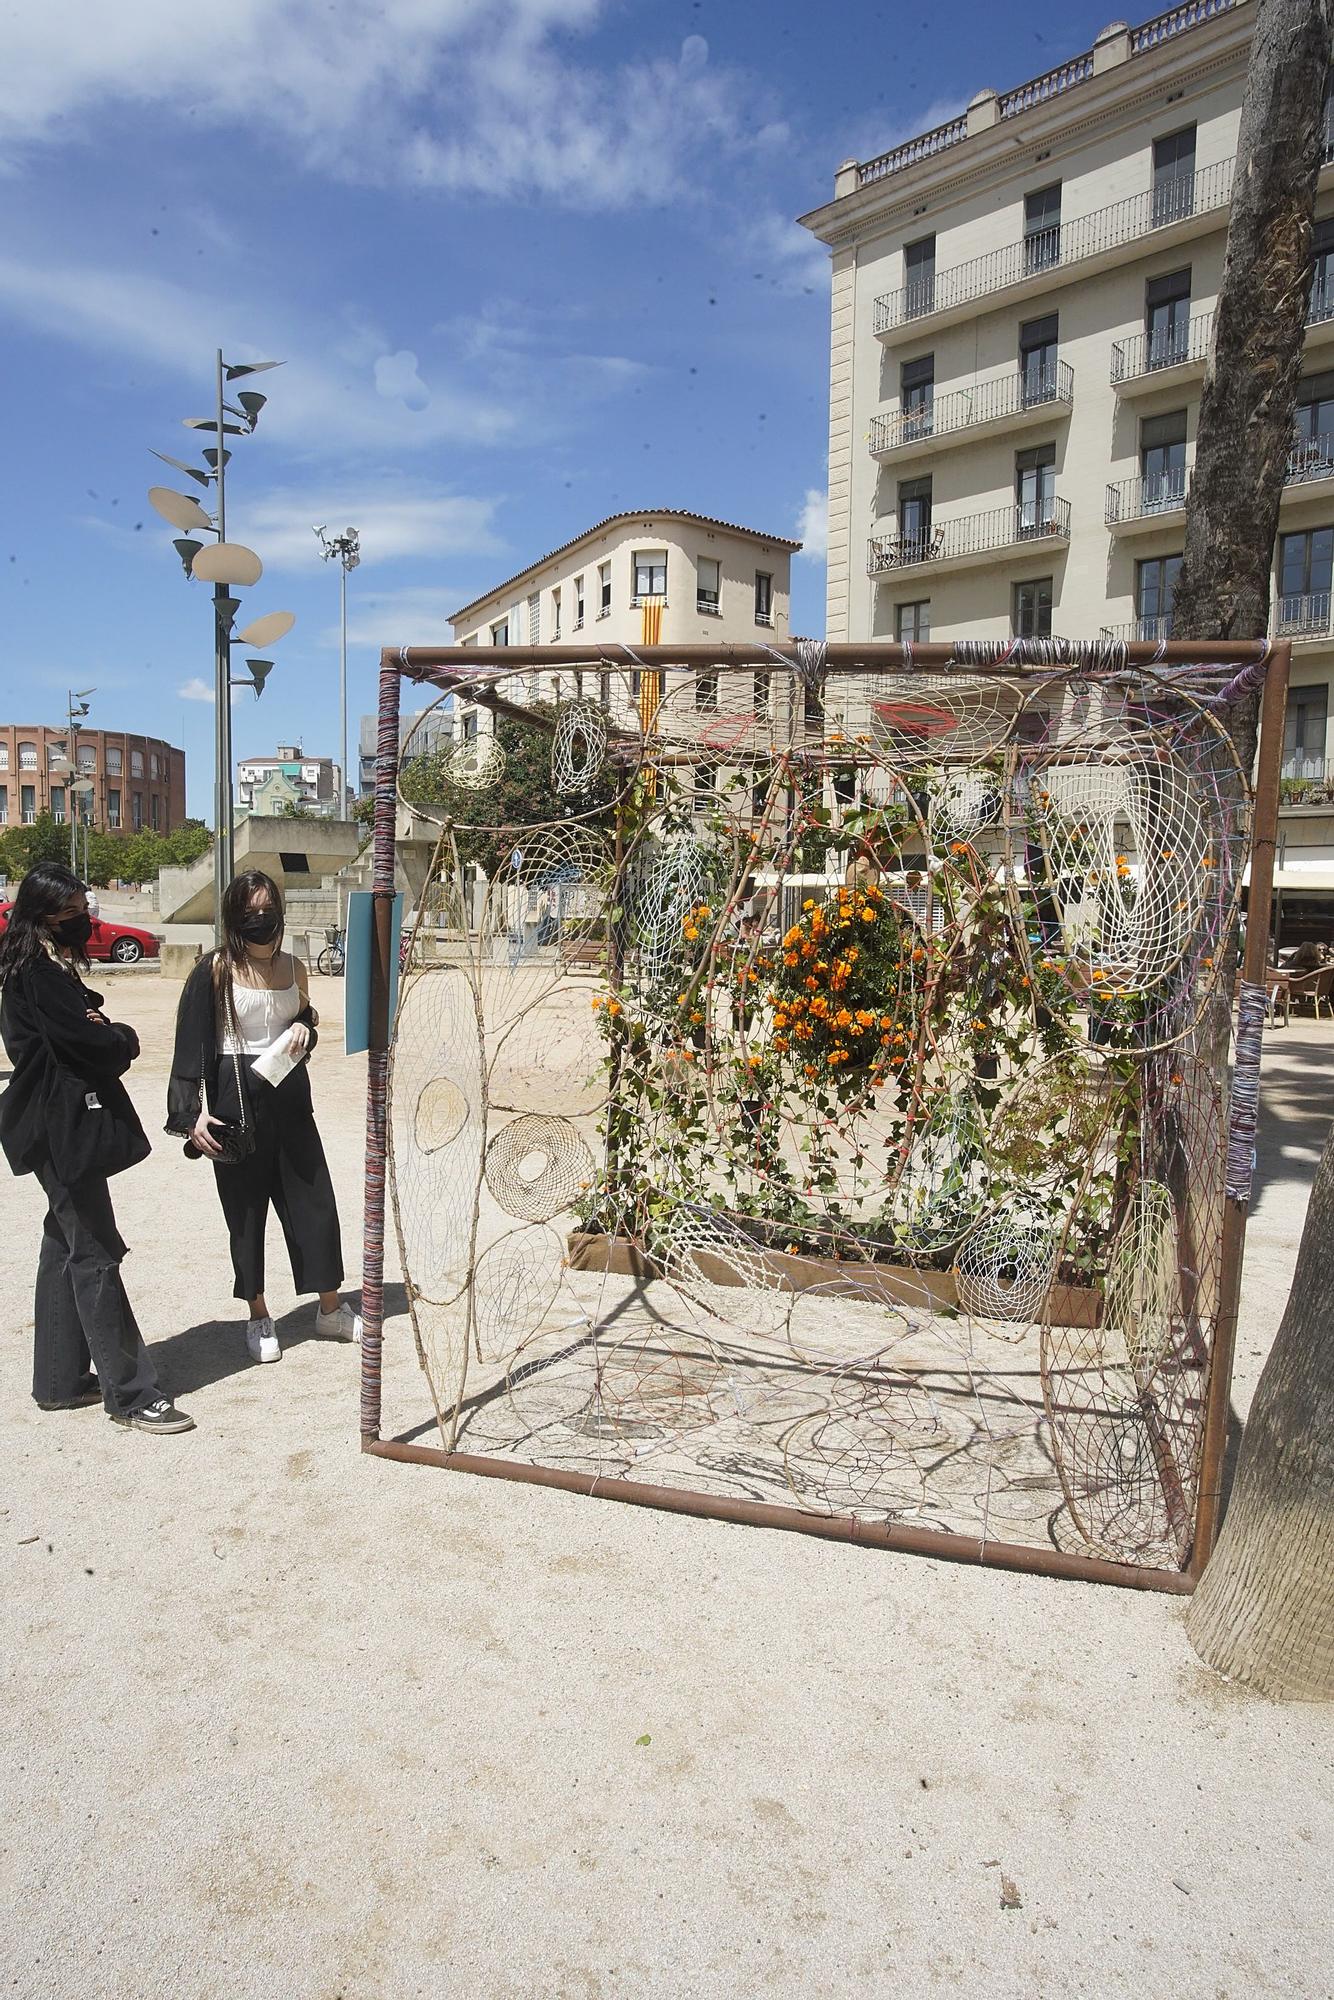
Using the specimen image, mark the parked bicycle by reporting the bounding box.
[316,924,346,977]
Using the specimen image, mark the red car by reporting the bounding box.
[0,902,160,965]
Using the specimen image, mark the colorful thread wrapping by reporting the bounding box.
[1225,978,1268,1205]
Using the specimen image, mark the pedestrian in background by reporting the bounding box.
[166,869,361,1364]
[0,862,194,1432]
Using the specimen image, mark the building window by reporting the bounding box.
[1018,313,1059,406]
[1135,554,1182,639]
[1015,444,1057,534]
[1324,76,1334,165]
[753,671,770,717]
[804,681,824,725]
[107,788,121,828]
[598,561,612,616]
[551,586,562,640]
[1145,268,1192,369]
[490,618,509,646]
[754,572,773,624]
[574,575,585,629]
[1141,410,1188,508]
[0,785,6,823]
[1278,527,1334,630]
[77,743,96,771]
[632,549,667,600]
[1294,370,1334,480]
[1152,124,1197,226]
[106,746,122,775]
[1284,685,1329,780]
[900,353,934,439]
[21,785,35,822]
[694,762,717,809]
[18,740,37,770]
[0,742,7,771]
[1311,219,1334,325]
[151,795,161,830]
[50,784,66,821]
[47,740,65,768]
[696,556,721,613]
[895,600,930,643]
[1013,578,1053,638]
[462,711,479,744]
[527,593,540,643]
[897,475,933,559]
[696,672,719,713]
[150,752,160,779]
[131,793,143,830]
[1023,183,1061,274]
[130,749,144,778]
[904,233,935,318]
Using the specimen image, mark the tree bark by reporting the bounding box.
[1175,0,1334,1698]
[1171,0,1331,741]
[1186,1128,1334,1696]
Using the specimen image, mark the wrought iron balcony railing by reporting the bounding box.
[1111,311,1214,384]
[1274,592,1333,638]
[868,496,1071,574]
[1099,615,1175,643]
[875,158,1234,334]
[1105,470,1190,523]
[869,360,1074,455]
[1286,432,1334,486]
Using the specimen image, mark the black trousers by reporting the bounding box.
[211,1060,343,1303]
[32,1158,161,1416]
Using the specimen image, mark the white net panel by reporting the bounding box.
[386,656,1255,1570]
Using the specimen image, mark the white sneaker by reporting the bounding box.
[314,1300,361,1343]
[246,1316,281,1364]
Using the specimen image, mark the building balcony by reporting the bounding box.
[1274,592,1334,647]
[1099,615,1175,644]
[869,361,1074,463]
[1110,311,1213,394]
[1282,432,1334,499]
[874,159,1235,344]
[1105,472,1190,533]
[868,496,1071,578]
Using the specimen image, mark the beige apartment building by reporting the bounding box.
[0,723,186,835]
[448,509,800,738]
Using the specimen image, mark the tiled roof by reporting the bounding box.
[449,509,803,624]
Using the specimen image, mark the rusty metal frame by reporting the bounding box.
[358,638,1290,1592]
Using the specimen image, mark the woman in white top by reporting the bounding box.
[166,869,360,1364]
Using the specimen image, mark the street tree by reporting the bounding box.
[1170,0,1334,1698]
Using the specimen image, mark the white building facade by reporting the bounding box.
[799,0,1334,932]
[237,744,338,818]
[447,510,799,736]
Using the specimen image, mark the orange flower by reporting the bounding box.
[860,908,876,924]
[606,998,622,1017]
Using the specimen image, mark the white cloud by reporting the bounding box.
[0,5,784,210]
[337,586,466,647]
[241,487,506,572]
[0,254,518,453]
[375,350,431,413]
[178,677,214,702]
[796,487,828,562]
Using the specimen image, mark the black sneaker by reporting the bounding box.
[37,1373,101,1411]
[109,1398,196,1434]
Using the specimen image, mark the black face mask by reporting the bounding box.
[239,909,282,945]
[52,913,93,952]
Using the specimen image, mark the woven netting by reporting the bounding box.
[386,654,1255,1569]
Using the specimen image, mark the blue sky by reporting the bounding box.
[0,0,1117,819]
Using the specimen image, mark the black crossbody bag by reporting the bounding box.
[31,1006,150,1183]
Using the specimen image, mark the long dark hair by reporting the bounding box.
[0,862,89,985]
[214,869,285,1034]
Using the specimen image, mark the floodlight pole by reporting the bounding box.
[316,527,361,817]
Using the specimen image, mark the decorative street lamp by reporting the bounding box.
[314,525,361,817]
[64,688,95,870]
[149,352,294,940]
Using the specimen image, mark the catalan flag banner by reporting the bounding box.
[639,596,664,735]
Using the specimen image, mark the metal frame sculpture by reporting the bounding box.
[359,638,1289,1593]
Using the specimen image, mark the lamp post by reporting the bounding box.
[315,526,360,816]
[65,687,95,869]
[149,352,294,941]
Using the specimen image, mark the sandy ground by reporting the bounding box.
[2,971,1332,2000]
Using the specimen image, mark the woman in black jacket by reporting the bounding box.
[0,863,194,1432]
[166,870,360,1364]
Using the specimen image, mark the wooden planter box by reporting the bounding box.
[566,1233,1102,1329]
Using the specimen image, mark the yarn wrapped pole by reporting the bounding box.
[359,651,402,1445]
